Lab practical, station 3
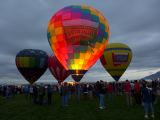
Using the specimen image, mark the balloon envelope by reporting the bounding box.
[15,49,48,84]
[47,5,110,75]
[48,55,70,83]
[100,43,132,81]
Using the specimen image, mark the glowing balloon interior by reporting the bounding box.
[100,43,132,81]
[16,49,48,84]
[48,55,70,83]
[47,5,110,75]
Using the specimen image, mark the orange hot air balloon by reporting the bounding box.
[100,43,132,81]
[47,5,110,76]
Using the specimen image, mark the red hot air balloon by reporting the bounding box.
[48,55,70,83]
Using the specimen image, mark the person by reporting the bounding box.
[124,80,132,106]
[82,84,88,100]
[5,86,11,99]
[142,81,155,119]
[95,81,100,98]
[68,84,72,99]
[118,83,123,96]
[29,86,33,100]
[60,82,69,107]
[107,83,113,102]
[24,85,29,100]
[38,84,45,105]
[115,82,118,95]
[75,83,82,103]
[130,81,135,104]
[134,80,141,105]
[130,81,135,96]
[98,80,106,109]
[33,85,38,104]
[88,84,93,100]
[152,80,157,104]
[47,85,52,105]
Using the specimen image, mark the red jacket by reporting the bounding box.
[134,83,140,93]
[124,82,131,93]
[107,84,113,93]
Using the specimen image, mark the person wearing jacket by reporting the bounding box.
[142,81,155,119]
[60,82,69,107]
[98,80,106,109]
[124,80,132,106]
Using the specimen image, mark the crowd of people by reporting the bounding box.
[0,85,22,98]
[0,79,160,119]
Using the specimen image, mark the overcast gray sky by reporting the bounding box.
[0,0,160,84]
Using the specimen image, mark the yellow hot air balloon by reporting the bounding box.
[100,43,132,81]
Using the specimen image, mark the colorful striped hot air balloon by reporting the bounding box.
[15,49,48,84]
[100,43,132,81]
[47,5,110,79]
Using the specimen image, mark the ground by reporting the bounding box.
[0,93,159,120]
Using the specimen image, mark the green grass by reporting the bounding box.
[0,93,160,120]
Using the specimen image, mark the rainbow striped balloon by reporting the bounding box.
[47,5,110,76]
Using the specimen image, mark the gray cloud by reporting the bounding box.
[0,0,160,83]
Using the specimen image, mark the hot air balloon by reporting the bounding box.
[48,55,70,83]
[100,43,132,81]
[47,5,110,78]
[16,49,48,84]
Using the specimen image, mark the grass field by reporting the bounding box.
[0,93,160,120]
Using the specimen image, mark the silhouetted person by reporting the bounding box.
[99,80,106,109]
[142,81,155,119]
[60,82,69,107]
[38,85,45,105]
[33,85,38,104]
[134,80,141,104]
[124,80,132,106]
[47,85,52,105]
[75,84,82,103]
